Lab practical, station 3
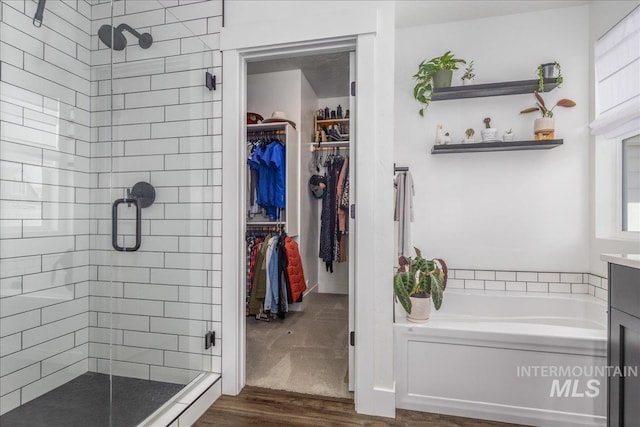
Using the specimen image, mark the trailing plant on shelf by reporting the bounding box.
[413,51,466,117]
[537,61,563,92]
[520,91,576,118]
[461,60,475,84]
[394,247,448,322]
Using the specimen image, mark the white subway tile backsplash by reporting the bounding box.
[95,359,149,380]
[505,281,526,292]
[41,296,88,324]
[41,344,89,377]
[125,138,179,156]
[150,317,205,336]
[0,389,21,416]
[0,333,22,358]
[90,296,163,317]
[526,282,549,293]
[0,256,42,279]
[21,360,87,405]
[538,272,560,283]
[495,271,516,281]
[123,330,178,351]
[124,283,179,301]
[1,334,75,375]
[571,283,589,294]
[516,272,537,282]
[97,313,150,332]
[474,270,495,280]
[484,280,506,291]
[549,283,571,293]
[0,364,41,397]
[150,365,199,385]
[454,270,474,280]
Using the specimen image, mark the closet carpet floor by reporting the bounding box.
[246,292,352,399]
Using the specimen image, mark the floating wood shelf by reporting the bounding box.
[431,139,563,154]
[432,78,558,101]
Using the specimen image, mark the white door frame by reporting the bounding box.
[220,5,395,417]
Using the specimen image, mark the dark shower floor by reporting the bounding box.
[0,372,185,427]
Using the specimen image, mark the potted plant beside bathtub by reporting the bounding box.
[394,247,448,323]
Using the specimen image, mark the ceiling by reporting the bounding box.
[395,1,590,28]
[246,1,590,98]
[247,52,350,99]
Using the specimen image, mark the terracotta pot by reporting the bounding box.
[407,296,431,323]
[534,117,555,140]
[432,70,453,89]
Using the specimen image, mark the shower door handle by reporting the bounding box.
[112,198,142,252]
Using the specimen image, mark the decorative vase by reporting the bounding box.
[481,128,498,142]
[534,117,555,140]
[432,70,453,89]
[407,296,431,323]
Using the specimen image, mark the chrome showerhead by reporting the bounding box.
[98,23,153,51]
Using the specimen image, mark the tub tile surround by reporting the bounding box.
[447,269,608,301]
[0,0,222,416]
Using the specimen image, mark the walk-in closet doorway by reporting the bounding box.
[243,48,356,399]
[221,38,360,402]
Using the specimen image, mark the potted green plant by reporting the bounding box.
[481,117,498,142]
[463,128,475,143]
[460,60,475,85]
[520,91,576,140]
[537,62,563,92]
[413,51,466,116]
[393,247,448,323]
[502,128,514,142]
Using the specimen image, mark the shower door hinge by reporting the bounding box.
[350,204,355,219]
[205,72,216,91]
[350,81,356,96]
[350,331,355,346]
[204,331,215,349]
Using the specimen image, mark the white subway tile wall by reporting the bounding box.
[0,0,92,414]
[87,0,222,388]
[448,269,608,300]
[0,0,222,415]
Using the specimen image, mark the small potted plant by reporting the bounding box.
[537,61,563,92]
[520,91,576,140]
[481,117,498,142]
[413,51,466,117]
[393,247,447,323]
[463,128,475,143]
[460,60,475,85]
[503,128,514,142]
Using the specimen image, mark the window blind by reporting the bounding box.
[590,6,640,138]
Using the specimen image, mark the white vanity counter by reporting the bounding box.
[601,253,640,270]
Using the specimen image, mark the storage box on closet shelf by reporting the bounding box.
[314,105,350,144]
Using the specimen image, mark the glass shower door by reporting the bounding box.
[97,0,222,424]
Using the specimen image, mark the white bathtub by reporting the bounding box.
[394,290,607,427]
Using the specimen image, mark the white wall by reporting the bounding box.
[221,1,396,417]
[395,5,590,272]
[588,1,640,277]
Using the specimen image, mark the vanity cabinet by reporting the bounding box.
[607,261,640,426]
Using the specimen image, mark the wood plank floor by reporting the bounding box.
[195,386,527,427]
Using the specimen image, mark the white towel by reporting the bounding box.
[394,171,414,257]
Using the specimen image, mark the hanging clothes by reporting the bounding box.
[318,153,349,272]
[247,138,286,220]
[394,170,415,258]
